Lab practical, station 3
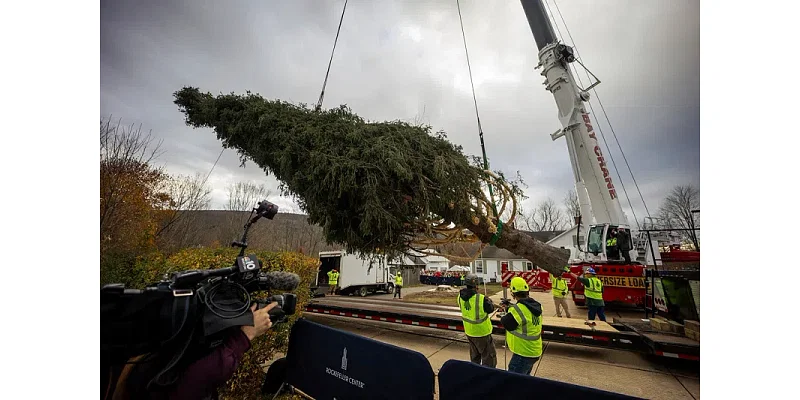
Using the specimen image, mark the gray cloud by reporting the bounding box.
[101,0,699,224]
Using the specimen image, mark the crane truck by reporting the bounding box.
[304,0,699,361]
[516,0,699,323]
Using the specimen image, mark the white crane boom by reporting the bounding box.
[538,43,627,227]
[519,0,642,263]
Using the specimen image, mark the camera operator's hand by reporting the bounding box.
[241,302,278,342]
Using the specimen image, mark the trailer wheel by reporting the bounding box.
[386,284,395,294]
[359,287,369,297]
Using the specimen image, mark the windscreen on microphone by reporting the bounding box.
[260,271,301,291]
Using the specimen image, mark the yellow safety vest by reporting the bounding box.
[327,270,339,285]
[395,274,403,286]
[458,293,492,337]
[607,237,617,247]
[551,277,568,299]
[584,277,603,300]
[505,303,543,358]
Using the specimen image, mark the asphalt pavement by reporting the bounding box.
[303,286,700,399]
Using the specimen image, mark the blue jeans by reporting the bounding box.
[507,353,539,375]
[588,305,606,321]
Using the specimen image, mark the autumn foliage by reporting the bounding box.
[147,248,319,399]
[100,118,321,398]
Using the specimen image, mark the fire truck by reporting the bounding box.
[508,0,699,320]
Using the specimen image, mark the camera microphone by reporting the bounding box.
[258,271,301,291]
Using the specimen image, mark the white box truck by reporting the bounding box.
[314,250,397,297]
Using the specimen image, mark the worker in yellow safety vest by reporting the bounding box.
[566,266,606,321]
[458,274,497,367]
[393,271,403,299]
[327,269,339,295]
[500,277,543,375]
[606,230,619,259]
[550,272,571,318]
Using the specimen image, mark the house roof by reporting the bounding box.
[522,230,564,243]
[389,254,427,266]
[479,246,524,260]
[546,225,578,244]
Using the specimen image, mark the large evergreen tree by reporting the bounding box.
[174,87,569,275]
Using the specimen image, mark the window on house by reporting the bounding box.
[573,235,586,246]
[475,260,484,274]
[526,262,533,271]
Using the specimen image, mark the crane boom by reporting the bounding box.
[519,0,632,261]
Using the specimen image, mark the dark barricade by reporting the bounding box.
[284,318,435,400]
[438,360,644,400]
[418,276,463,286]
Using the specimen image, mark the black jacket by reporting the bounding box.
[617,230,632,251]
[459,288,495,314]
[500,297,543,332]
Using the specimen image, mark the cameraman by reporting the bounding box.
[113,302,278,400]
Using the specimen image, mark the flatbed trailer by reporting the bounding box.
[304,297,699,361]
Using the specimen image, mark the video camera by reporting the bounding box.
[101,200,300,390]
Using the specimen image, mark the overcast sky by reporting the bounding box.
[100,0,699,225]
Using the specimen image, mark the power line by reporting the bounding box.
[549,0,652,223]
[200,148,225,189]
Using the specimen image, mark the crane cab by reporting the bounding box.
[586,223,629,262]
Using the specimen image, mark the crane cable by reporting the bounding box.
[546,0,652,227]
[305,0,514,261]
[456,0,504,245]
[316,0,349,112]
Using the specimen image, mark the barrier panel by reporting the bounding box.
[284,318,435,400]
[438,360,643,400]
[419,275,463,286]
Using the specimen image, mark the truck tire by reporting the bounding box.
[359,286,369,297]
[386,284,395,294]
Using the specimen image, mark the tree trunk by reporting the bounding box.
[450,211,570,276]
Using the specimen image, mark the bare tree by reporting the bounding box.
[222,181,273,243]
[657,185,700,251]
[100,117,165,236]
[520,197,567,232]
[563,189,581,222]
[155,173,213,251]
[226,181,272,212]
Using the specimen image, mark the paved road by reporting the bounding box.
[369,285,435,300]
[304,286,699,399]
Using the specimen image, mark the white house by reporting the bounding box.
[424,254,450,271]
[545,225,583,261]
[467,230,564,283]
